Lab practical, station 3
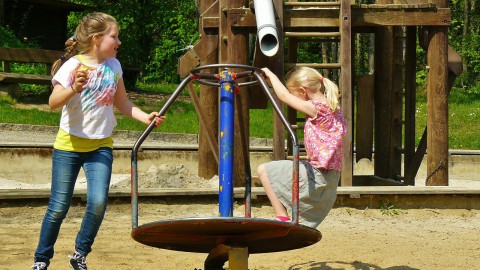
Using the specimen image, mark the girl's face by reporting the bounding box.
[96,23,121,60]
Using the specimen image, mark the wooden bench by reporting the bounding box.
[0,47,141,97]
[0,47,63,98]
[0,47,63,84]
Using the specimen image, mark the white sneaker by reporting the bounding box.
[31,262,48,270]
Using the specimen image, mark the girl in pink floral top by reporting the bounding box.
[257,67,346,228]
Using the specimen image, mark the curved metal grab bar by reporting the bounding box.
[131,64,300,229]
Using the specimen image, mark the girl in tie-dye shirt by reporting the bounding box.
[257,67,346,228]
[32,13,165,270]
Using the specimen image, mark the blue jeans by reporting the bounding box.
[34,147,113,264]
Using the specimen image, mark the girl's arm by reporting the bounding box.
[262,68,317,118]
[48,69,88,110]
[114,78,165,127]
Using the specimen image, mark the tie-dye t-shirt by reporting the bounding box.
[304,100,346,171]
[52,56,123,139]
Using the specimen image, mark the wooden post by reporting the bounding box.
[251,0,285,160]
[390,26,404,180]
[340,0,352,186]
[286,35,298,158]
[224,0,249,186]
[426,4,449,185]
[272,0,285,161]
[374,25,393,179]
[355,75,374,162]
[404,26,417,185]
[198,0,220,179]
[405,47,461,185]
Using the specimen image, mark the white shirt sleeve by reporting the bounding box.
[52,58,81,88]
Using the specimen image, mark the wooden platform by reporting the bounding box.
[1,186,479,209]
[203,3,451,31]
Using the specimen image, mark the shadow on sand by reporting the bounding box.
[288,260,420,270]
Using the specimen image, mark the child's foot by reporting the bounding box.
[275,216,292,222]
[31,262,48,270]
[69,250,87,270]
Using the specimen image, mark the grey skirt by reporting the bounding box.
[264,160,340,228]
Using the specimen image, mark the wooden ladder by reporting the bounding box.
[284,0,352,186]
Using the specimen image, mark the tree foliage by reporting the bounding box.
[448,0,480,91]
[68,0,199,84]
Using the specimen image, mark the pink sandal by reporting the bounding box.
[275,216,292,222]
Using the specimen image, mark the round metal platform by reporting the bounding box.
[131,217,321,254]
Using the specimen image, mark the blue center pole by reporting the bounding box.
[218,71,236,217]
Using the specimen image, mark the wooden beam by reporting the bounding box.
[426,26,449,185]
[177,36,218,77]
[390,27,403,180]
[355,75,374,162]
[284,8,340,28]
[374,26,394,178]
[0,47,63,63]
[392,0,431,4]
[178,1,219,77]
[426,23,449,186]
[351,7,450,27]
[284,2,341,7]
[202,7,451,29]
[197,0,220,180]
[403,26,417,185]
[272,0,286,161]
[249,41,269,109]
[286,34,298,158]
[2,186,479,201]
[187,84,219,165]
[355,3,436,9]
[340,0,353,186]
[226,0,249,187]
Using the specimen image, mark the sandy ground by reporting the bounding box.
[1,124,480,269]
[1,197,480,270]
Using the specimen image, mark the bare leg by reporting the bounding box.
[257,164,288,217]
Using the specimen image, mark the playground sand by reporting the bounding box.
[1,198,479,270]
[1,122,480,269]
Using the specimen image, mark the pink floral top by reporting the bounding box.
[304,100,346,171]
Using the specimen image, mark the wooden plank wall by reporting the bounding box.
[272,0,286,161]
[340,0,353,186]
[198,0,220,180]
[426,22,449,186]
[355,75,374,162]
[390,27,404,180]
[403,26,417,185]
[374,25,394,178]
[225,0,250,186]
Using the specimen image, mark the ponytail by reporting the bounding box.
[322,77,340,111]
[51,40,78,75]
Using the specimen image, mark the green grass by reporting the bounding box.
[414,87,480,149]
[0,97,59,125]
[1,84,479,149]
[116,99,201,134]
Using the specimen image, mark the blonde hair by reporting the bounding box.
[286,67,341,111]
[52,12,118,75]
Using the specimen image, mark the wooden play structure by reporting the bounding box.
[178,0,460,187]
